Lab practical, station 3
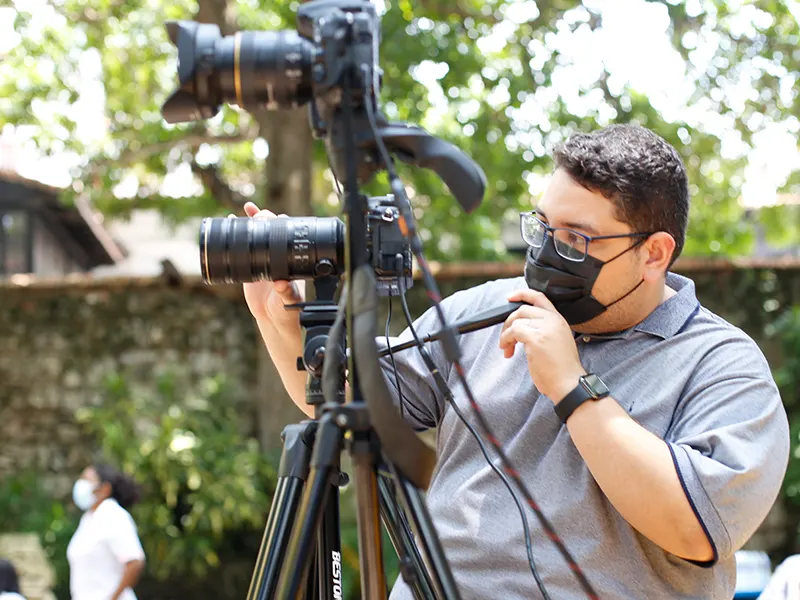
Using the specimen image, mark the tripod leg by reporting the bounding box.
[305,551,320,600]
[277,413,344,599]
[378,473,435,600]
[316,482,343,599]
[389,463,461,600]
[351,432,387,600]
[247,423,315,600]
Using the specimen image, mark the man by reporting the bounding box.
[241,124,789,599]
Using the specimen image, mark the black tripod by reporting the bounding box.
[245,275,460,600]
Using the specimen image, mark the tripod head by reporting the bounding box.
[286,275,345,414]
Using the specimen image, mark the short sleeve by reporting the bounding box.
[101,505,146,563]
[377,303,452,431]
[666,336,790,564]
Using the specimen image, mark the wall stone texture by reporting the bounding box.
[0,533,56,600]
[0,280,262,499]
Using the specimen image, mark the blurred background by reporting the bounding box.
[0,0,798,599]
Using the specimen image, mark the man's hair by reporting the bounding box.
[553,124,689,267]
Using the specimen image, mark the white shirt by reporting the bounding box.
[758,555,800,600]
[66,498,145,600]
[0,593,27,600]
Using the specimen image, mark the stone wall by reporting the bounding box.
[0,534,55,600]
[0,277,266,499]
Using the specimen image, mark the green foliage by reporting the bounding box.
[0,471,77,599]
[759,205,800,250]
[76,372,276,579]
[2,1,798,262]
[773,307,800,508]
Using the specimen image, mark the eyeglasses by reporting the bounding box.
[519,212,653,262]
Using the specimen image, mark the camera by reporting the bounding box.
[162,0,485,221]
[162,0,379,128]
[199,195,412,295]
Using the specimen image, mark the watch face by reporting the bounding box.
[583,373,609,397]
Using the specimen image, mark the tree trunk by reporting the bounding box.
[256,108,314,217]
[253,107,315,451]
[194,0,315,452]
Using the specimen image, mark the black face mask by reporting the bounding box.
[524,235,644,326]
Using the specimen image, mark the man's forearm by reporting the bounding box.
[565,396,714,562]
[255,318,313,417]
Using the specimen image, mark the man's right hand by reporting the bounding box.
[241,202,306,336]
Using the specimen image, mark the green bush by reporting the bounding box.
[774,307,800,506]
[76,371,277,579]
[0,471,77,599]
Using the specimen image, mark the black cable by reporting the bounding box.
[325,147,343,196]
[385,295,405,421]
[397,279,551,600]
[360,64,598,600]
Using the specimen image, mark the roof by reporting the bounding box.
[1,256,799,294]
[0,170,124,267]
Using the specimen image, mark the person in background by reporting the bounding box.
[0,559,26,600]
[757,554,800,600]
[66,463,146,600]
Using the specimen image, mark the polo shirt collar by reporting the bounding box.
[632,272,700,339]
[576,272,700,341]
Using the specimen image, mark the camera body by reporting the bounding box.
[200,195,412,295]
[365,195,412,296]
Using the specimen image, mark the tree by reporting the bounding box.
[1,0,798,261]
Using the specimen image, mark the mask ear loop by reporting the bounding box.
[602,235,650,265]
[596,236,650,309]
[602,277,645,310]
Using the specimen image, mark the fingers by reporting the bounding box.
[498,320,538,358]
[273,280,304,303]
[243,202,283,220]
[501,305,548,334]
[507,289,558,313]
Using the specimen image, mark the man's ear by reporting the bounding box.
[642,232,675,281]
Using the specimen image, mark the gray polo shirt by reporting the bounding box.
[381,273,789,600]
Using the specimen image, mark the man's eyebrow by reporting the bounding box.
[534,209,600,236]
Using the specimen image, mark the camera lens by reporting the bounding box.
[162,21,315,123]
[200,217,344,284]
[216,30,315,111]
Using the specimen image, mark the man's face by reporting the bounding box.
[534,169,648,332]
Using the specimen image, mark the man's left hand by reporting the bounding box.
[499,289,586,403]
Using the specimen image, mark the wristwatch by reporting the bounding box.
[554,373,610,424]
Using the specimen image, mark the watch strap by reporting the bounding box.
[554,382,593,424]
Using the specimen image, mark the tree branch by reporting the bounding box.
[43,0,127,24]
[597,69,625,118]
[585,12,626,119]
[116,133,257,168]
[190,161,248,211]
[417,0,498,24]
[196,0,237,36]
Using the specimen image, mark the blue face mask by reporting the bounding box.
[72,478,98,511]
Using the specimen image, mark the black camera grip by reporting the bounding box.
[376,124,488,214]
